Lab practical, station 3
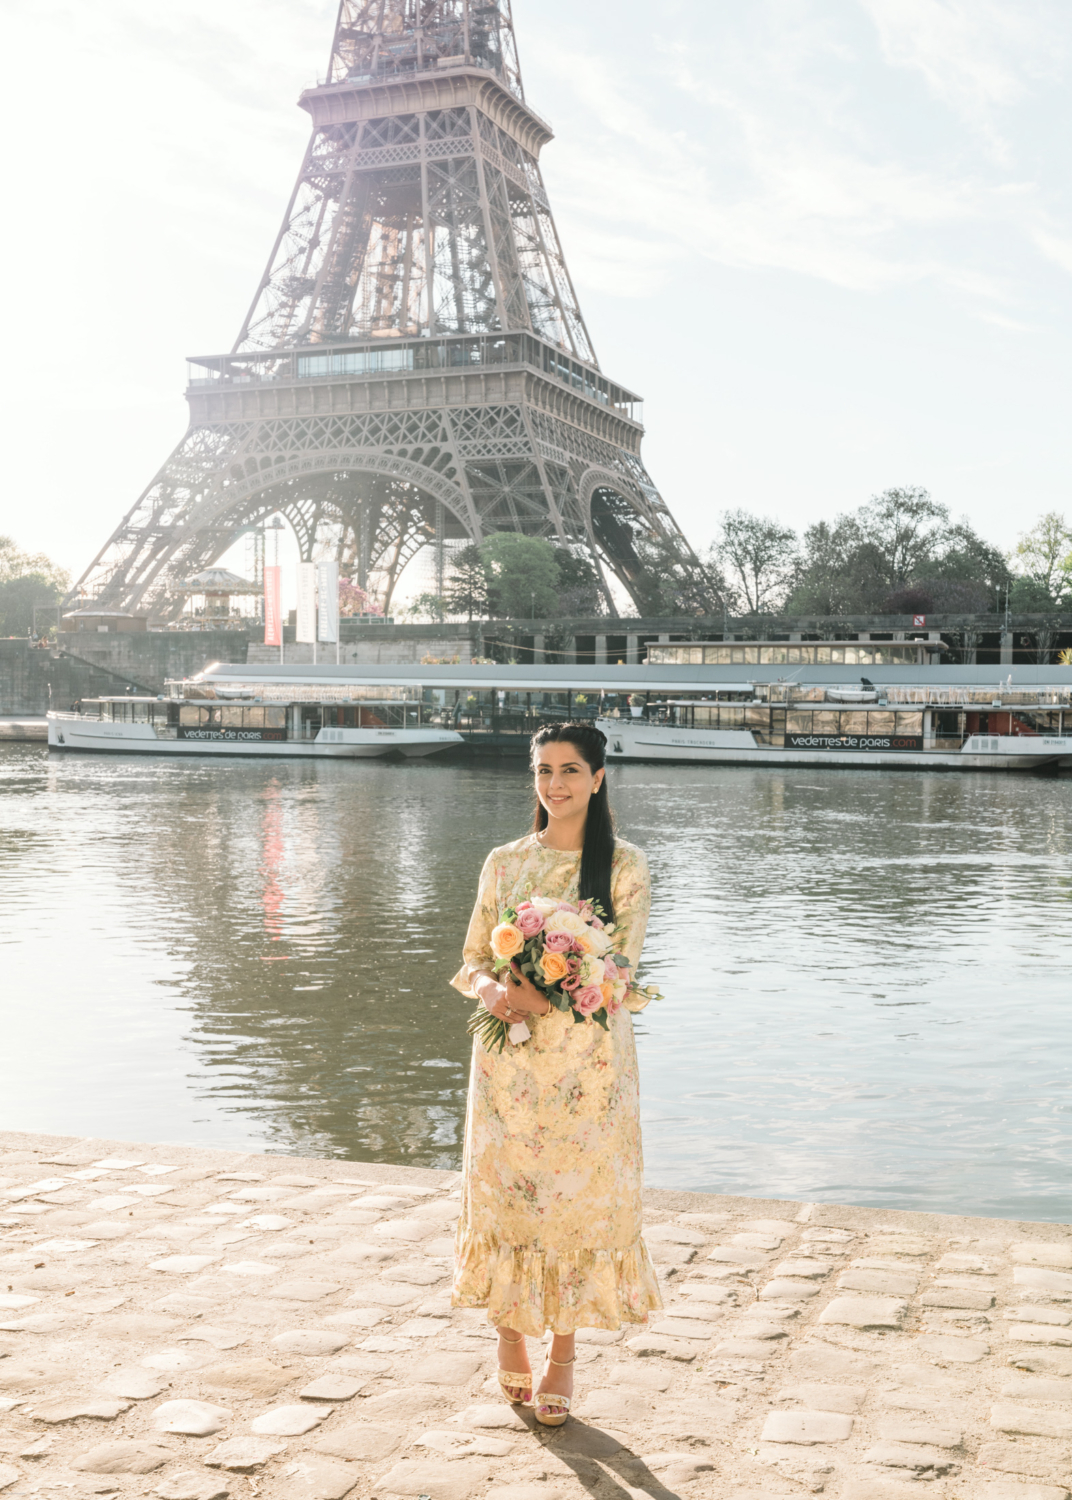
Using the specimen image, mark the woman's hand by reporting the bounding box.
[474,967,550,1024]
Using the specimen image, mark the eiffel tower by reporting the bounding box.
[73,0,707,619]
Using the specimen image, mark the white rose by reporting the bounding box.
[528,895,559,916]
[578,955,605,985]
[547,910,588,938]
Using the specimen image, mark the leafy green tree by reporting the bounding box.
[444,544,492,620]
[713,509,798,614]
[855,486,949,590]
[479,533,560,619]
[404,592,448,622]
[552,546,604,616]
[0,536,70,636]
[1011,512,1072,605]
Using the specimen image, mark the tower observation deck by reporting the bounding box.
[73,0,709,619]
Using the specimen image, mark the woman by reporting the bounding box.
[450,722,662,1426]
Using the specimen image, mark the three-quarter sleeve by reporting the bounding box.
[450,850,500,999]
[610,845,653,1012]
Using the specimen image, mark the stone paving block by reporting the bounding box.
[361,1389,451,1421]
[1005,1307,1072,1326]
[251,1403,331,1436]
[33,1397,131,1423]
[199,1359,294,1396]
[205,1436,288,1469]
[708,1247,767,1267]
[978,1440,1072,1480]
[818,1296,907,1329]
[772,1258,832,1279]
[270,1329,349,1356]
[922,1286,994,1309]
[991,1404,1072,1439]
[265,1279,343,1302]
[1012,1245,1072,1268]
[0,1466,21,1494]
[1009,1353,1072,1377]
[486,1486,565,1500]
[348,1279,423,1305]
[300,1374,365,1401]
[644,1224,708,1247]
[153,1472,231,1500]
[1017,1268,1072,1296]
[759,1279,822,1301]
[324,1243,395,1265]
[378,1458,492,1500]
[863,1441,961,1475]
[101,1369,169,1400]
[627,1333,701,1360]
[153,1399,232,1436]
[712,1339,774,1360]
[876,1419,962,1446]
[575,1388,655,1423]
[601,1362,674,1391]
[176,1326,247,1350]
[1011,1325,1072,1347]
[149,1256,220,1275]
[838,1269,920,1297]
[416,1429,513,1457]
[382,1266,449,1290]
[0,1359,67,1391]
[1002,1378,1072,1401]
[72,1440,175,1473]
[142,1347,212,1372]
[555,1424,626,1458]
[278,1456,360,1498]
[410,1352,485,1384]
[313,1423,403,1461]
[774,1382,865,1413]
[973,1485,1071,1500]
[761,1410,853,1443]
[918,1334,991,1362]
[649,1317,719,1341]
[449,1404,531,1430]
[839,1485,928,1499]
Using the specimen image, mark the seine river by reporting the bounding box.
[3,744,1072,1221]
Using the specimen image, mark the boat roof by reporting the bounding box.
[187,662,1072,692]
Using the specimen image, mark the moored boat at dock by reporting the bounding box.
[45,657,1072,770]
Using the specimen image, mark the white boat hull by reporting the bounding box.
[597,719,1072,772]
[46,714,462,760]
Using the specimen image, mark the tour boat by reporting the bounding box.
[46,686,463,760]
[45,659,1072,772]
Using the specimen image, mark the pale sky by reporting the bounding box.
[2,0,1070,594]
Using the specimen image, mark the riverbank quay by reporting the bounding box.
[0,718,45,741]
[2,1132,1071,1499]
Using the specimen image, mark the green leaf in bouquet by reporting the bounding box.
[592,1009,609,1031]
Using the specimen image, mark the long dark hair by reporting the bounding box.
[531,721,615,923]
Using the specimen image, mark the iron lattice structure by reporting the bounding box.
[73,0,708,618]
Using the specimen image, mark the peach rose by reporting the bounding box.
[490,922,524,960]
[540,950,570,983]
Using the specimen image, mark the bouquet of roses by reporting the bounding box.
[468,892,662,1053]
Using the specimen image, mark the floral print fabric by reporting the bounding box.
[450,833,663,1334]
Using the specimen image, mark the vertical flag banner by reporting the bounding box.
[263,565,282,647]
[296,562,317,643]
[317,560,339,643]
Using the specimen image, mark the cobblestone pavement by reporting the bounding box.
[2,1131,1071,1500]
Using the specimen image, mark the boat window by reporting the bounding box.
[759,646,787,664]
[786,712,809,735]
[840,711,869,733]
[221,707,244,728]
[811,711,839,735]
[894,712,923,734]
[179,705,203,726]
[867,711,895,734]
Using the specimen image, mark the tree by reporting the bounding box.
[552,546,604,616]
[0,536,70,637]
[713,509,798,614]
[404,592,448,622]
[785,517,888,615]
[1011,512,1072,605]
[479,533,560,619]
[444,544,492,621]
[855,486,949,590]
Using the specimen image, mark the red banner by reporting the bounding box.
[264,565,282,646]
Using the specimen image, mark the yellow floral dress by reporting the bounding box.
[450,832,663,1335]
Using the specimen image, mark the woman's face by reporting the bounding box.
[533,739,604,822]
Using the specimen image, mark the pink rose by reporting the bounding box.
[590,916,604,929]
[543,929,573,953]
[557,901,577,913]
[602,958,618,982]
[604,989,622,1017]
[573,985,604,1016]
[516,907,544,938]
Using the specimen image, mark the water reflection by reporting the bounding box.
[1,746,1071,1218]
